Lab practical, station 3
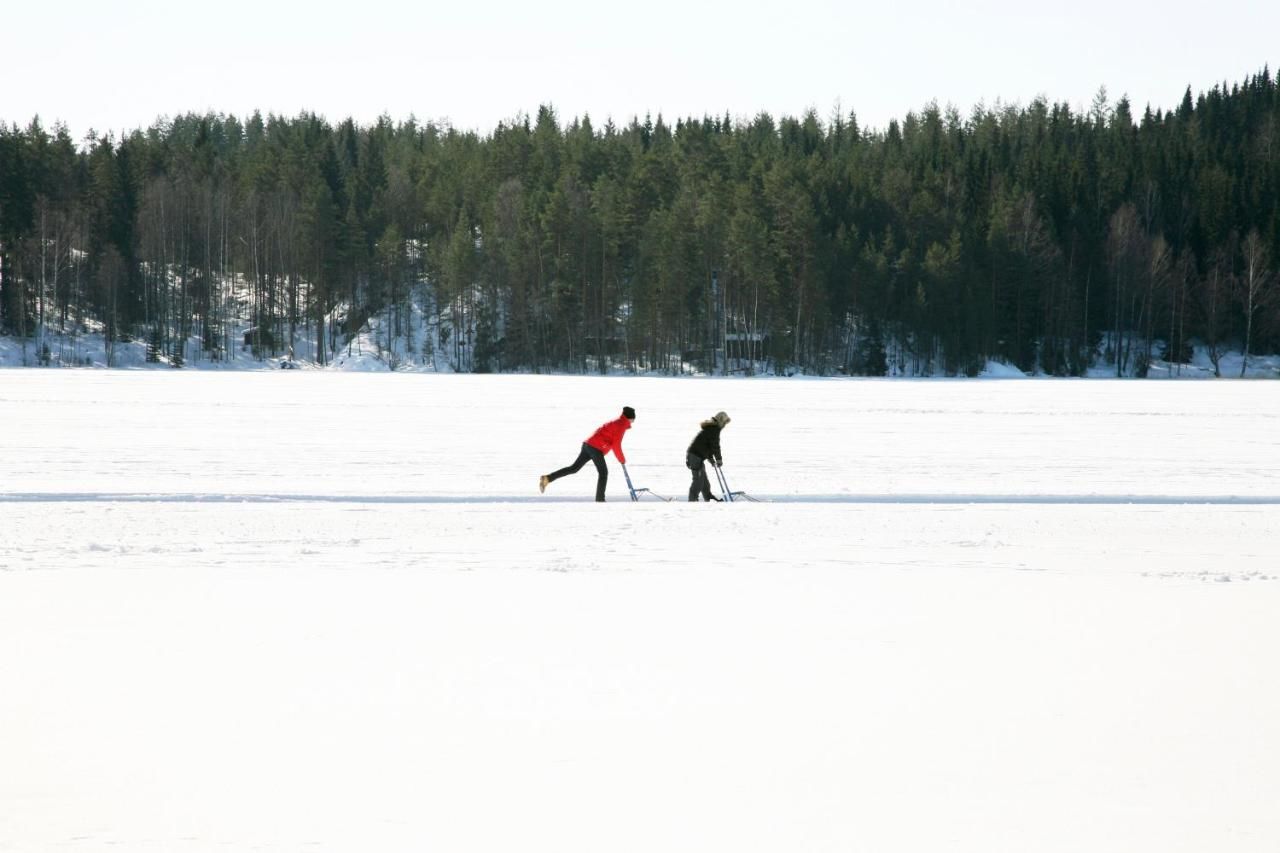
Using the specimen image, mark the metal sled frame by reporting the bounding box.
[713,464,764,503]
[621,463,674,502]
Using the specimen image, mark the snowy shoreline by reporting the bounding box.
[4,328,1280,378]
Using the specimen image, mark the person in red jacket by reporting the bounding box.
[540,406,635,502]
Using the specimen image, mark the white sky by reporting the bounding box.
[4,0,1278,143]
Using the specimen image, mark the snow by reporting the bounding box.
[978,359,1027,377]
[2,372,1280,853]
[7,320,1280,378]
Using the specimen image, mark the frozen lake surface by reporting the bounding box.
[2,373,1279,852]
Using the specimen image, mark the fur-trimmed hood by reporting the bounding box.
[688,417,726,464]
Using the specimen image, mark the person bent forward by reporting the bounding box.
[686,411,729,502]
[539,407,636,502]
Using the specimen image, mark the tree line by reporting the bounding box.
[1,69,1278,375]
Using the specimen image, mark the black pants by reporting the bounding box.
[687,452,715,501]
[548,443,609,502]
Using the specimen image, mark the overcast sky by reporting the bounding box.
[4,0,1277,143]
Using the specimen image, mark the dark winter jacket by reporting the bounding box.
[686,421,723,466]
[585,416,631,463]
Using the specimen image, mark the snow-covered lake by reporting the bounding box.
[3,373,1279,853]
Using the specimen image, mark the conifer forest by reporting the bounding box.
[1,71,1277,375]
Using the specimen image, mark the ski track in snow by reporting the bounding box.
[3,373,1280,853]
[6,490,1280,504]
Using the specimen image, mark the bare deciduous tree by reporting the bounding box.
[1238,228,1276,376]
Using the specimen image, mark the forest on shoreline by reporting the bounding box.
[1,70,1277,376]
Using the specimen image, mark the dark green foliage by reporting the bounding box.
[849,324,888,376]
[146,326,161,362]
[2,70,1280,373]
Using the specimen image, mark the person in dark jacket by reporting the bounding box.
[540,407,635,502]
[686,411,730,502]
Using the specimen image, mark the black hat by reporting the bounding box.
[622,406,636,420]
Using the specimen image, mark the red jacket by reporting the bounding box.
[585,416,631,463]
